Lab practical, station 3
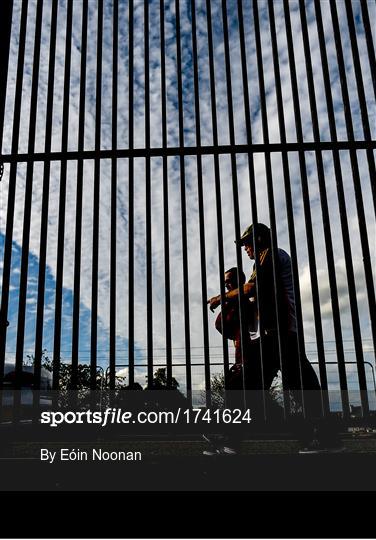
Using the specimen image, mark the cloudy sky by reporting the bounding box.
[0,0,375,409]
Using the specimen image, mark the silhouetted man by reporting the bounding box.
[208,223,343,453]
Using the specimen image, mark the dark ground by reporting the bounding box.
[1,424,376,491]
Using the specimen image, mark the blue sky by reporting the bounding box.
[0,0,375,408]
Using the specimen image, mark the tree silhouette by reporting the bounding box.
[149,367,179,390]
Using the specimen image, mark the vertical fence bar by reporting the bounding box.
[205,0,229,384]
[128,0,134,386]
[298,0,353,414]
[0,0,13,424]
[267,0,324,417]
[0,0,27,383]
[190,0,210,406]
[0,0,15,385]
[222,0,258,413]
[0,0,13,154]
[34,0,59,391]
[175,0,192,395]
[234,1,255,180]
[314,0,368,419]
[329,0,376,412]
[53,0,73,389]
[13,0,42,415]
[144,0,153,388]
[91,0,103,389]
[159,0,172,387]
[360,0,376,102]
[236,0,267,416]
[253,0,291,419]
[15,0,44,391]
[283,0,333,416]
[344,0,376,215]
[109,0,118,390]
[71,0,88,390]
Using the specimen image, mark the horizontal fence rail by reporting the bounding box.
[0,0,375,425]
[1,140,376,162]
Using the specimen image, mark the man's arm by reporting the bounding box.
[207,281,255,312]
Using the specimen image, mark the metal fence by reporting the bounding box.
[0,0,375,420]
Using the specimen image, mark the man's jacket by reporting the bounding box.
[249,247,293,337]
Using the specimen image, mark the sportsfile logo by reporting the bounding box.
[40,408,253,427]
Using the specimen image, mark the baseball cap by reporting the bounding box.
[235,223,271,246]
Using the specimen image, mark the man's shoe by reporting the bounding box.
[222,446,238,455]
[203,446,238,456]
[202,434,238,455]
[203,449,220,456]
[202,433,224,456]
